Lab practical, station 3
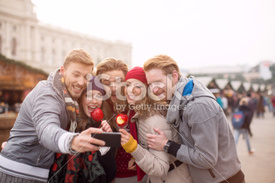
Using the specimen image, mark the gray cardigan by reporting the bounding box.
[167,77,242,183]
[0,71,77,182]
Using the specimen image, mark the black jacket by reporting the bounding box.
[238,105,252,129]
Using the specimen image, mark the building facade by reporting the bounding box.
[0,0,132,73]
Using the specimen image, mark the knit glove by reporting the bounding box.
[122,135,138,153]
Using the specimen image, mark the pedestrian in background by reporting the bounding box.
[271,95,275,117]
[256,94,265,118]
[234,98,255,155]
[247,93,255,137]
[221,92,229,117]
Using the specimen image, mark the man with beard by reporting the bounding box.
[0,49,105,183]
[145,55,245,183]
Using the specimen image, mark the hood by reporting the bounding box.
[47,69,64,99]
[167,76,216,126]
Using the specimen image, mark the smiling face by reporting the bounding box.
[125,78,146,105]
[81,90,103,117]
[100,70,125,105]
[145,68,178,101]
[60,62,93,100]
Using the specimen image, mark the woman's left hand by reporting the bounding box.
[128,158,136,170]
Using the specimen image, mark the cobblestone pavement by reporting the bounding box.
[233,111,275,183]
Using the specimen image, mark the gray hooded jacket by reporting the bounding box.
[167,77,242,183]
[0,70,78,182]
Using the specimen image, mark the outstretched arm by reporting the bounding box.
[71,127,105,153]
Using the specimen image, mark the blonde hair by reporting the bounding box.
[134,87,168,120]
[96,58,128,76]
[95,58,128,131]
[63,48,94,69]
[239,97,248,106]
[143,55,181,78]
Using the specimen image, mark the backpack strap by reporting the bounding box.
[179,95,215,115]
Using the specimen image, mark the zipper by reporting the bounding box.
[36,149,45,164]
[36,155,41,163]
[208,169,216,178]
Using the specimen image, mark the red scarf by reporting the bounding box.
[129,110,146,181]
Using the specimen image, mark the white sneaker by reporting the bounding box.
[249,148,256,155]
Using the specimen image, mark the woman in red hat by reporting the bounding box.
[119,67,192,183]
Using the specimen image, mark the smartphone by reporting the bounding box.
[91,132,121,148]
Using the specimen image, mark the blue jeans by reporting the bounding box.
[234,129,252,152]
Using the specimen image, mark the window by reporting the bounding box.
[11,37,16,56]
[0,35,2,54]
[50,49,55,65]
[41,47,44,63]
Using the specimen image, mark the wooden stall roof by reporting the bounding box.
[195,76,214,87]
[252,84,259,92]
[0,54,48,90]
[215,79,231,90]
[260,84,266,92]
[230,81,242,91]
[242,82,251,92]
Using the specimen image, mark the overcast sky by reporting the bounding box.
[32,0,275,70]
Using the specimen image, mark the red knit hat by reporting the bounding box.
[125,66,147,85]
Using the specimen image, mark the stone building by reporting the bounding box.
[0,0,132,73]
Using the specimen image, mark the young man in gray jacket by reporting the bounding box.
[145,55,245,183]
[0,49,105,183]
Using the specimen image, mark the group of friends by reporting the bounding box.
[0,49,245,183]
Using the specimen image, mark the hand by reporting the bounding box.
[1,141,7,150]
[119,129,131,145]
[71,127,105,153]
[128,158,136,170]
[101,120,112,132]
[119,129,138,153]
[147,128,168,151]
